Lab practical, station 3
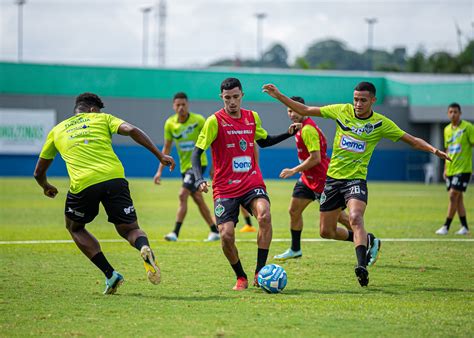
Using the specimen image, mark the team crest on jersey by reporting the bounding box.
[364,122,374,134]
[215,204,225,217]
[239,138,247,151]
[320,193,327,204]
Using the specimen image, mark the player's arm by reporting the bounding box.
[256,123,301,148]
[118,122,175,170]
[400,133,451,161]
[192,147,209,193]
[33,158,58,198]
[153,139,173,185]
[280,151,321,179]
[262,84,322,117]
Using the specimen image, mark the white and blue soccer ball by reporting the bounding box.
[257,264,287,293]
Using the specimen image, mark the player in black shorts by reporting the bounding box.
[34,93,175,294]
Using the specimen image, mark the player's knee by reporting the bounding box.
[349,212,363,228]
[449,190,461,201]
[178,192,188,204]
[220,231,234,246]
[288,206,299,219]
[65,219,84,233]
[319,227,334,239]
[256,212,271,227]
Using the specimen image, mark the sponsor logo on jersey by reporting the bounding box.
[226,143,235,148]
[124,205,135,215]
[226,130,253,135]
[448,144,461,154]
[232,156,252,172]
[239,138,247,151]
[340,135,366,153]
[178,140,195,152]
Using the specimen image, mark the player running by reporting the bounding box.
[274,96,350,261]
[34,93,175,294]
[154,92,219,242]
[263,82,450,287]
[191,77,300,290]
[436,103,473,235]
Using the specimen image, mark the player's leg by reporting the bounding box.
[274,196,311,260]
[190,190,220,241]
[337,210,352,230]
[102,178,160,286]
[165,186,191,241]
[455,191,469,235]
[437,176,461,234]
[239,206,256,232]
[214,197,248,290]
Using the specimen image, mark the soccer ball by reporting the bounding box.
[257,264,287,293]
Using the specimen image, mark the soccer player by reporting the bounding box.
[191,77,300,290]
[153,92,219,242]
[436,103,474,235]
[263,82,450,287]
[274,96,351,261]
[34,93,175,294]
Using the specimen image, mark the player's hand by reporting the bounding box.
[198,181,209,193]
[153,173,162,185]
[43,183,58,198]
[160,154,176,171]
[434,149,451,161]
[279,168,295,179]
[288,123,302,135]
[262,84,281,98]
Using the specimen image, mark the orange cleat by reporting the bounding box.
[240,224,256,233]
[232,277,249,291]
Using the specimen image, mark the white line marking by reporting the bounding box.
[0,238,473,245]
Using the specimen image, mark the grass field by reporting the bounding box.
[1,177,473,337]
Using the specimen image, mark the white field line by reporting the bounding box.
[0,238,473,245]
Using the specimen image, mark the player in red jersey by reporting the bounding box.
[274,96,350,261]
[191,77,300,290]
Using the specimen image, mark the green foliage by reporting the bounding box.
[1,178,473,336]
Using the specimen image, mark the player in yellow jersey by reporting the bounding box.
[263,82,450,287]
[34,93,175,294]
[436,103,474,235]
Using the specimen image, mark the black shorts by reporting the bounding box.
[182,166,206,193]
[292,179,320,201]
[446,173,471,192]
[319,177,368,212]
[213,187,270,226]
[65,178,137,224]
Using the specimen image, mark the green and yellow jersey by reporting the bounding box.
[320,104,405,180]
[444,120,474,175]
[164,112,208,173]
[40,113,125,193]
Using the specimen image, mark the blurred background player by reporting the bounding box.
[192,77,300,290]
[263,82,450,287]
[436,103,474,235]
[154,92,219,242]
[274,96,350,261]
[34,93,175,294]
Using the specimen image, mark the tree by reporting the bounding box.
[261,43,289,68]
[428,52,460,73]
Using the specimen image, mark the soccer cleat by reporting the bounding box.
[239,224,257,233]
[354,266,369,287]
[232,277,249,291]
[367,238,381,267]
[204,231,220,242]
[435,226,449,235]
[253,273,259,287]
[140,245,161,285]
[164,232,178,241]
[455,227,470,235]
[274,248,302,261]
[103,271,124,295]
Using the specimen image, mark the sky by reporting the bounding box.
[0,0,473,68]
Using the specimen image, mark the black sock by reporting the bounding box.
[460,216,468,229]
[91,252,114,279]
[346,230,354,242]
[134,236,149,250]
[173,222,183,236]
[231,260,247,279]
[256,248,269,274]
[355,245,367,267]
[245,216,253,226]
[444,218,453,229]
[291,229,302,251]
[210,224,219,233]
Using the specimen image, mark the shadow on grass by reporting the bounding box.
[412,287,473,293]
[121,293,227,301]
[377,264,441,271]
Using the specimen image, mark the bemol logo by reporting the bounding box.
[340,135,366,153]
[232,156,252,172]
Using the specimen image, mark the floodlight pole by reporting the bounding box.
[365,17,377,71]
[15,0,26,63]
[141,6,153,66]
[255,13,267,62]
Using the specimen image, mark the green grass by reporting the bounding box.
[0,177,473,337]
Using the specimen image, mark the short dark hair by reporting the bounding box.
[290,96,305,104]
[74,92,104,112]
[173,92,188,101]
[220,77,242,92]
[448,102,461,111]
[354,82,376,96]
